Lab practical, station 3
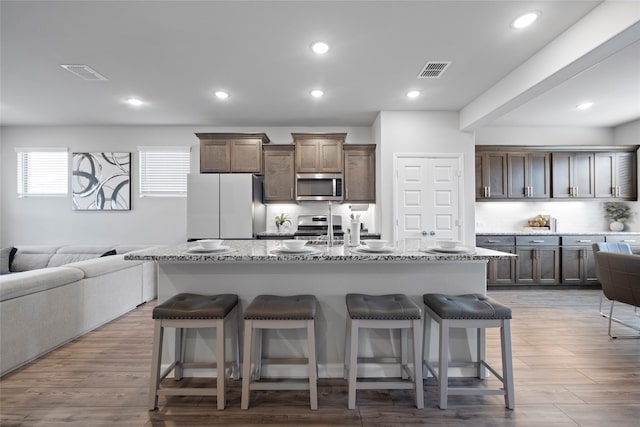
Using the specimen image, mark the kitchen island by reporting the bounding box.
[127,240,512,378]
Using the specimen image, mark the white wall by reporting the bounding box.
[2,121,637,245]
[0,125,371,246]
[614,119,640,145]
[377,111,476,245]
[474,125,640,233]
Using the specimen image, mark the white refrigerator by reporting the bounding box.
[187,173,266,240]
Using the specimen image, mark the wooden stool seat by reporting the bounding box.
[344,293,424,409]
[149,293,240,411]
[423,293,515,410]
[241,294,318,410]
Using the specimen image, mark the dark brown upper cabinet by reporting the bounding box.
[475,152,508,199]
[507,152,551,199]
[263,145,295,202]
[197,133,270,173]
[476,146,637,202]
[595,151,637,200]
[343,144,376,203]
[292,133,345,173]
[551,152,595,199]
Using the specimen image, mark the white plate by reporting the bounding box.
[352,246,399,255]
[271,247,320,255]
[425,246,474,254]
[188,245,232,253]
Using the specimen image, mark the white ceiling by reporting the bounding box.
[1,0,639,129]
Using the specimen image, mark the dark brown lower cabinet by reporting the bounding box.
[515,236,560,285]
[561,235,605,285]
[476,235,516,285]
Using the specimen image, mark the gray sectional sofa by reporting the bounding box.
[0,244,157,376]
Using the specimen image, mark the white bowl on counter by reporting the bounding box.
[198,239,224,250]
[282,240,308,251]
[436,240,461,250]
[362,239,388,250]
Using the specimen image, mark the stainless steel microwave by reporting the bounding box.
[295,173,343,201]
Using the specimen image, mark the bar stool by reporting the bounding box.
[344,293,424,409]
[241,294,318,410]
[422,293,515,409]
[148,293,240,411]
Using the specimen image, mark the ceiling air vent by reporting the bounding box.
[417,61,451,79]
[60,64,108,81]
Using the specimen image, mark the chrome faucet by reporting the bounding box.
[327,202,334,247]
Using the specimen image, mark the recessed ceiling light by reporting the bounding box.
[311,41,330,55]
[215,91,230,99]
[126,98,144,107]
[576,102,593,111]
[406,90,421,98]
[310,89,324,98]
[512,12,539,29]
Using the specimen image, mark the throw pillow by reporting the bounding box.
[1,247,17,274]
[100,249,117,257]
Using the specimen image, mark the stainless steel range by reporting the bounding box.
[294,215,344,241]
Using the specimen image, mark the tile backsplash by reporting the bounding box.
[475,200,640,233]
[265,203,376,233]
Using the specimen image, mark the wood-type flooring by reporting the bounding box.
[1,289,640,426]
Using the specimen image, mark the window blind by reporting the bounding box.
[16,148,69,196]
[138,146,191,197]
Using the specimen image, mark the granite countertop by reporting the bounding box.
[477,231,640,236]
[257,231,382,237]
[125,240,513,263]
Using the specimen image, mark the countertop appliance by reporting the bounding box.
[294,215,344,241]
[295,173,343,202]
[187,173,266,240]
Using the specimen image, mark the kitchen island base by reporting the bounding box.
[156,260,489,379]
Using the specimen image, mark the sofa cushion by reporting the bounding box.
[1,247,17,275]
[0,267,85,302]
[46,245,113,268]
[65,255,142,278]
[11,246,61,272]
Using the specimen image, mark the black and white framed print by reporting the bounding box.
[72,152,131,211]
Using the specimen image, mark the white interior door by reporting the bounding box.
[395,155,463,250]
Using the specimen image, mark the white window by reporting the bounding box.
[16,148,69,196]
[138,146,191,197]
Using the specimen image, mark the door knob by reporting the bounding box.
[422,230,435,236]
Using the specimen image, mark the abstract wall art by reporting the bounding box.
[72,152,131,210]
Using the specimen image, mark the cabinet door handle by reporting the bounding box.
[578,240,592,243]
[574,186,578,197]
[486,186,490,198]
[290,188,293,199]
[487,240,500,243]
[622,239,637,243]
[531,240,545,243]
[617,186,621,197]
